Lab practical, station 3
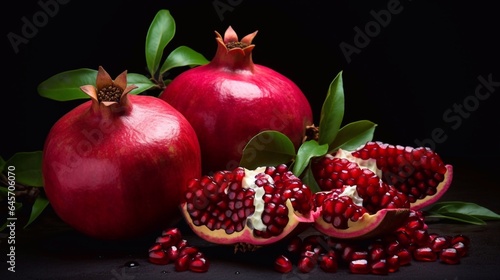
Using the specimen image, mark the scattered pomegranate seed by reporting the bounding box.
[413,247,437,262]
[439,248,460,265]
[298,256,316,273]
[319,255,338,273]
[148,249,170,265]
[386,254,400,272]
[189,256,210,272]
[274,255,293,273]
[397,249,412,266]
[174,254,191,272]
[349,259,370,274]
[452,242,468,257]
[148,227,210,273]
[370,259,388,275]
[431,236,451,252]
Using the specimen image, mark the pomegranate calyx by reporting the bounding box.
[80,66,138,107]
[213,26,257,72]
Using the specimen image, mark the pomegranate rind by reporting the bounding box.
[314,208,410,240]
[409,164,453,211]
[181,200,313,246]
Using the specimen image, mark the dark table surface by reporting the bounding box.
[1,156,499,280]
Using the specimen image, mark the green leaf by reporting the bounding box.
[127,73,157,94]
[293,140,328,177]
[318,71,345,147]
[5,151,43,187]
[146,9,176,77]
[425,213,487,225]
[301,164,322,193]
[24,194,50,228]
[159,46,209,75]
[426,201,500,221]
[38,68,98,101]
[240,131,296,170]
[329,120,377,153]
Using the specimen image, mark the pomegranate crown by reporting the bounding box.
[216,26,258,51]
[80,66,138,106]
[212,26,258,71]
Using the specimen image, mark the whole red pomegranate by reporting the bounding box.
[159,26,313,174]
[42,66,201,240]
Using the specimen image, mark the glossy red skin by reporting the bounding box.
[42,95,201,240]
[160,62,313,174]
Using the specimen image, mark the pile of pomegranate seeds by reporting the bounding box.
[148,211,470,275]
[148,228,209,273]
[274,210,470,274]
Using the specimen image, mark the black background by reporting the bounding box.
[2,0,499,167]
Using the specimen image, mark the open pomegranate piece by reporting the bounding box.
[180,164,315,246]
[349,141,453,210]
[311,141,453,239]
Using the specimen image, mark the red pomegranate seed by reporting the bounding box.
[412,229,430,246]
[431,236,451,252]
[177,239,189,250]
[165,245,179,262]
[179,246,199,258]
[156,235,177,249]
[453,242,468,257]
[413,247,437,262]
[274,255,293,273]
[319,255,338,273]
[148,249,169,265]
[352,251,369,261]
[397,249,412,266]
[148,243,162,252]
[302,250,319,262]
[386,254,400,273]
[440,248,460,265]
[298,256,316,273]
[371,259,388,275]
[189,256,210,272]
[162,228,182,241]
[287,236,302,254]
[385,240,401,256]
[342,246,356,262]
[369,247,386,262]
[174,254,191,272]
[349,259,370,274]
[395,230,411,246]
[452,234,470,247]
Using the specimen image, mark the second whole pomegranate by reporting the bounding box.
[160,26,313,174]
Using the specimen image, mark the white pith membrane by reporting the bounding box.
[335,148,381,177]
[242,167,269,231]
[182,167,307,246]
[339,185,363,207]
